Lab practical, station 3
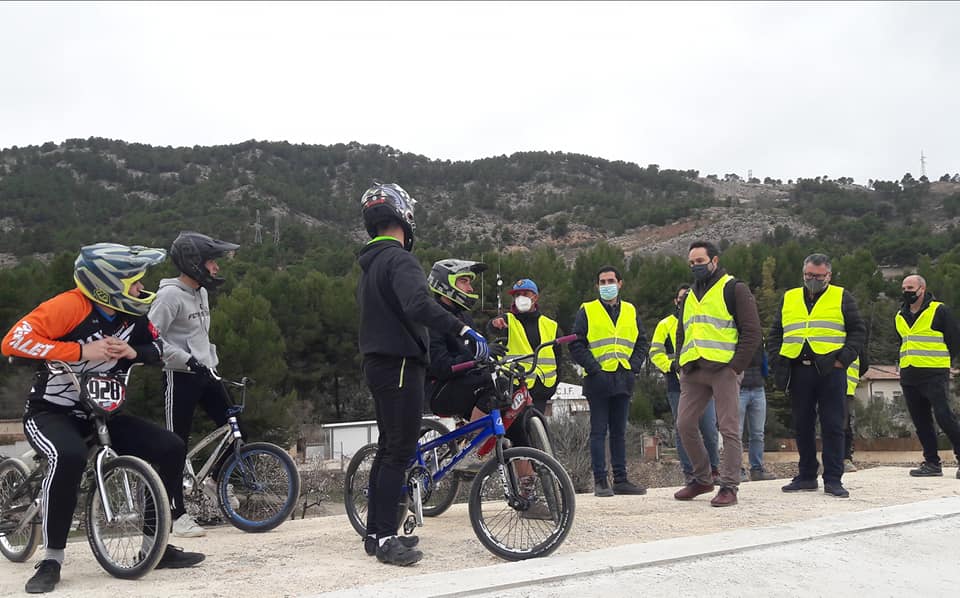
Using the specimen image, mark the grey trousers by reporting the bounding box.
[678,366,744,488]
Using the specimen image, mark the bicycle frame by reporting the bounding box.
[183,376,248,489]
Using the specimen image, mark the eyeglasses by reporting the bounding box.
[803,273,828,281]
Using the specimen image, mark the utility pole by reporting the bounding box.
[920,150,927,179]
[253,210,263,245]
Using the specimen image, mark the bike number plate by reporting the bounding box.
[511,389,527,411]
[85,377,125,412]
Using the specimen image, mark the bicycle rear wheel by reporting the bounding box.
[468,446,575,561]
[85,455,171,579]
[418,419,460,517]
[219,442,301,533]
[0,458,41,563]
[343,444,408,538]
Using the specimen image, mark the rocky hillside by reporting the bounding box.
[1,138,958,266]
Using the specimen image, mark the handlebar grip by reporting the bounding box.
[556,334,579,345]
[451,360,476,373]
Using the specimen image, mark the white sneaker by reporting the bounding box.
[204,478,240,511]
[172,513,206,538]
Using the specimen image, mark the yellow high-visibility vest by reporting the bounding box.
[582,299,639,372]
[846,357,860,396]
[896,302,950,368]
[649,314,677,374]
[679,275,738,366]
[505,312,558,388]
[779,285,846,358]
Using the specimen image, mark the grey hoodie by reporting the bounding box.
[148,277,219,371]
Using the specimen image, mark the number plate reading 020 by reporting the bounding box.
[85,377,126,412]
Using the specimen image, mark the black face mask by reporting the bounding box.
[903,290,920,305]
[691,263,712,281]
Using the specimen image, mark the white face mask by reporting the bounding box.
[514,296,534,313]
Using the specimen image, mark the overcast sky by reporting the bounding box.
[1,1,957,184]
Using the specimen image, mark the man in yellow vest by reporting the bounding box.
[769,253,865,498]
[569,265,649,497]
[896,274,960,479]
[488,278,561,415]
[649,284,721,484]
[673,241,761,507]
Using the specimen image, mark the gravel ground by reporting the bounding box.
[1,466,958,597]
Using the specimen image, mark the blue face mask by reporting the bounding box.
[599,283,619,301]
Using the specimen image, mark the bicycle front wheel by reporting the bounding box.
[0,458,41,563]
[418,419,460,517]
[468,446,575,561]
[219,442,301,533]
[85,455,171,579]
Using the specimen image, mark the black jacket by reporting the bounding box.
[427,301,475,382]
[767,284,866,386]
[357,239,463,362]
[896,292,960,385]
[569,299,649,400]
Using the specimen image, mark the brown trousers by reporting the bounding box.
[678,366,743,487]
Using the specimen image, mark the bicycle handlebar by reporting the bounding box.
[449,334,580,375]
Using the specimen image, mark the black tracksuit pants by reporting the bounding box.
[163,370,232,478]
[902,374,960,465]
[362,354,424,539]
[23,407,187,551]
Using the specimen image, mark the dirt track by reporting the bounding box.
[1,466,958,597]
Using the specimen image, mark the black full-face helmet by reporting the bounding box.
[169,231,239,290]
[427,259,488,310]
[74,243,167,315]
[360,182,417,251]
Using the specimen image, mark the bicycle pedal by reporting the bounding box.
[402,514,417,535]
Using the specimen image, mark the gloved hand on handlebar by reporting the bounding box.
[459,326,490,361]
[186,356,215,379]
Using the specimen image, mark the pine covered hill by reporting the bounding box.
[5,137,956,267]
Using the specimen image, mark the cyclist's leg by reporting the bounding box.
[163,370,203,445]
[108,414,188,519]
[363,356,423,543]
[22,409,88,564]
[196,377,233,479]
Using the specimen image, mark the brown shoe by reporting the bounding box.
[710,486,738,507]
[673,481,715,501]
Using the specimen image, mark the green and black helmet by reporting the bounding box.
[74,243,167,315]
[427,259,487,310]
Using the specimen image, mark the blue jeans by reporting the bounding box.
[738,386,767,470]
[585,392,630,483]
[667,390,719,475]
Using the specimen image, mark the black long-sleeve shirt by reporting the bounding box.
[356,238,464,363]
[896,292,960,384]
[767,284,866,375]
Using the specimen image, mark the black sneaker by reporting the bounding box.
[594,479,614,497]
[612,479,647,495]
[375,536,423,566]
[909,462,943,477]
[155,545,206,569]
[824,483,850,498]
[364,534,419,556]
[781,477,819,492]
[25,559,60,594]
